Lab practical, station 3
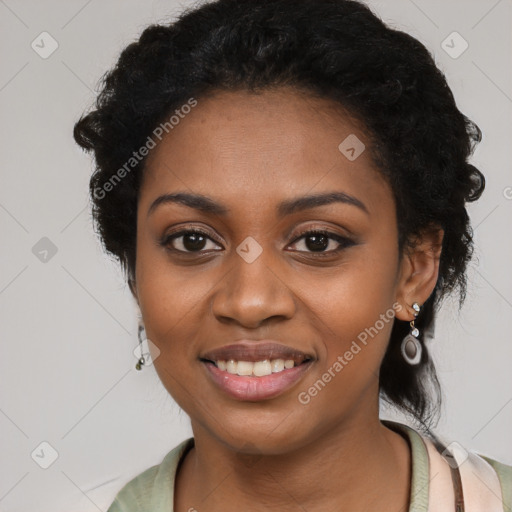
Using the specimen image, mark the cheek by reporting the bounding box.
[294,277,397,422]
[135,234,208,361]
[136,257,206,407]
[307,236,399,373]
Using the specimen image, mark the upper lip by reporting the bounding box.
[201,341,314,364]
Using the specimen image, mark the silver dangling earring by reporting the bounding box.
[401,302,422,365]
[135,322,146,371]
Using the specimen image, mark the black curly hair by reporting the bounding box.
[73,0,485,431]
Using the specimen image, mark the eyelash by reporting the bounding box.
[160,226,355,257]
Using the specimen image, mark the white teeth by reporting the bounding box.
[236,361,254,376]
[253,360,272,377]
[226,359,237,374]
[215,358,301,376]
[271,359,285,372]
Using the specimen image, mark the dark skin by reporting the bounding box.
[131,87,444,511]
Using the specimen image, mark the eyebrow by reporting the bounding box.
[147,191,369,218]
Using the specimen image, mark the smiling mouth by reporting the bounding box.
[200,356,312,377]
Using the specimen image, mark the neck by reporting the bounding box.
[175,412,411,512]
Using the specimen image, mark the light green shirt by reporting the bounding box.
[107,420,512,511]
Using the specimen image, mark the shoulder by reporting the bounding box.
[478,454,512,509]
[383,420,512,511]
[106,437,194,512]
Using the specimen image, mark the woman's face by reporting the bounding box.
[134,87,415,454]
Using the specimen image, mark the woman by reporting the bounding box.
[73,0,512,510]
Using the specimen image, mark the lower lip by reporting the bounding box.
[202,360,313,401]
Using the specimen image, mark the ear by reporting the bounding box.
[394,225,444,321]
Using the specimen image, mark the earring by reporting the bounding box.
[401,302,422,365]
[135,322,146,371]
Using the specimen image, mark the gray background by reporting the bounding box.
[1,0,511,510]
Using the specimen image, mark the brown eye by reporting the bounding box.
[289,229,355,254]
[161,229,221,253]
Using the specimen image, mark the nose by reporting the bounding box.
[210,247,297,329]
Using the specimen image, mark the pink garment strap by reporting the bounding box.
[423,436,504,512]
[423,436,456,511]
[459,451,505,512]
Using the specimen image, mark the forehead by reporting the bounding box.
[140,87,392,217]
